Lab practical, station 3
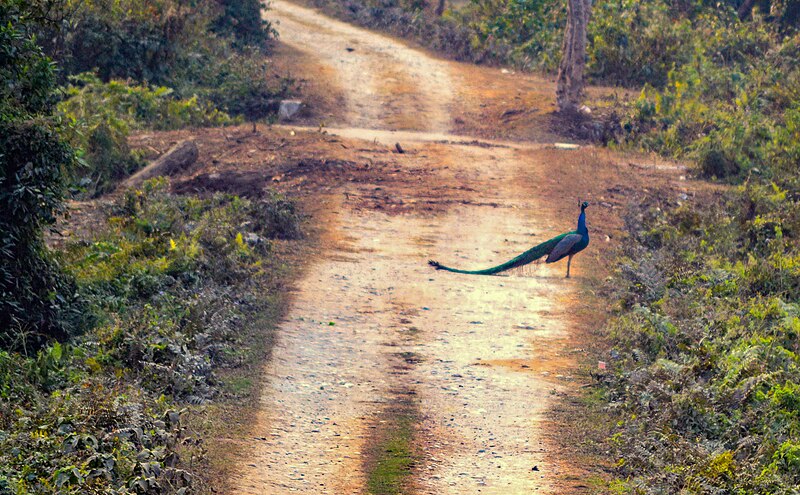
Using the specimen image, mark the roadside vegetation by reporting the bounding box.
[1,0,302,492]
[301,0,800,492]
[44,0,292,196]
[1,179,302,493]
[600,173,800,493]
[591,4,800,487]
[5,0,800,493]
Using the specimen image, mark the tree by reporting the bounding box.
[211,0,275,49]
[1,0,80,350]
[556,0,592,114]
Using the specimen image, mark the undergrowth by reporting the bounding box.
[0,179,303,494]
[57,74,236,196]
[42,0,293,196]
[1,3,305,492]
[594,179,800,493]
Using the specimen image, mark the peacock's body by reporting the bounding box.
[429,202,590,278]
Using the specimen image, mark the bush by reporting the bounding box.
[0,1,299,490]
[457,0,565,71]
[588,0,696,87]
[44,0,196,84]
[211,0,276,49]
[0,179,303,493]
[0,1,82,350]
[60,74,234,131]
[57,74,235,195]
[600,184,800,493]
[189,50,294,121]
[44,0,291,196]
[40,0,286,110]
[39,0,288,132]
[0,121,83,349]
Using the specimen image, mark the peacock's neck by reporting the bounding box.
[577,211,588,236]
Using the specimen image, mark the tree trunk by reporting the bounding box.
[122,140,199,189]
[435,0,446,16]
[556,0,592,114]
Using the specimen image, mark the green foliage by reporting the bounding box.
[57,74,235,196]
[0,121,84,348]
[60,74,233,131]
[0,180,302,493]
[588,0,697,87]
[44,0,202,84]
[458,0,565,71]
[611,6,799,182]
[210,0,276,49]
[39,0,290,195]
[0,0,83,349]
[0,0,59,117]
[452,0,699,77]
[40,0,287,111]
[601,182,800,493]
[179,48,293,121]
[1,0,298,490]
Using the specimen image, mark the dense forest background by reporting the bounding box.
[2,0,799,493]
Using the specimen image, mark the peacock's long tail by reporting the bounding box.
[428,233,570,275]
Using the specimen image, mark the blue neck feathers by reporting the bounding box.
[577,210,588,236]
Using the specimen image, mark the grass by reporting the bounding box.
[0,178,305,494]
[365,401,419,495]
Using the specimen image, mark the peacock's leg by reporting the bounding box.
[566,254,573,278]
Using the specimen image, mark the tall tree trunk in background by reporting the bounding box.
[556,0,592,114]
[435,0,446,16]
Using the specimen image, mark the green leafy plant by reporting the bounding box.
[599,181,800,493]
[1,179,303,492]
[0,0,83,350]
[57,73,235,195]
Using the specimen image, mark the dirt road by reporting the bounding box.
[230,2,598,494]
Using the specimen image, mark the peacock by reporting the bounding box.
[429,201,590,278]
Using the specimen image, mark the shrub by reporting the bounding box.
[0,121,82,349]
[0,0,82,350]
[42,0,201,85]
[588,0,695,87]
[211,0,276,48]
[44,1,290,196]
[193,50,293,120]
[0,179,303,492]
[601,186,800,493]
[459,0,565,71]
[60,74,234,131]
[57,74,235,195]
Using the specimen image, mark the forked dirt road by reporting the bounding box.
[224,2,683,494]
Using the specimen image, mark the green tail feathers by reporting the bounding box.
[428,232,571,275]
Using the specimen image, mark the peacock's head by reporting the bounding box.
[580,201,589,211]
